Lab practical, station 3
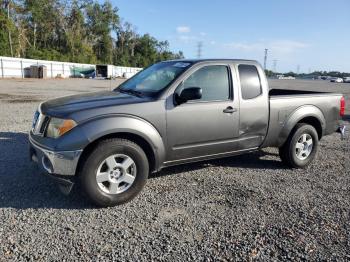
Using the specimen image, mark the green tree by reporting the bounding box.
[85,0,119,64]
[0,0,184,67]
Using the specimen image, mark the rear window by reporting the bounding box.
[238,65,262,99]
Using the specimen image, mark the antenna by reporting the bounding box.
[197,41,203,59]
[263,49,268,70]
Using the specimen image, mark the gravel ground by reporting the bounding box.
[0,78,349,261]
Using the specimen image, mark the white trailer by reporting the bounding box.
[96,64,142,79]
[0,56,142,79]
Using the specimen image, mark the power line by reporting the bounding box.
[273,59,278,73]
[263,49,268,70]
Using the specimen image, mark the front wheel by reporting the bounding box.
[279,124,319,168]
[79,138,149,207]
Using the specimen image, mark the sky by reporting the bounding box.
[111,0,350,73]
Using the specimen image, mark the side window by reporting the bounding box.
[238,64,262,99]
[179,65,230,101]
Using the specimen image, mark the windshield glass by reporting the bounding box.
[116,61,192,96]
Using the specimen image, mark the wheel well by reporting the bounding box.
[297,116,323,139]
[76,133,156,175]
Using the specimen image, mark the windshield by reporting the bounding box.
[116,61,192,96]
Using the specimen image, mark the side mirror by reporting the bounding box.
[175,87,202,105]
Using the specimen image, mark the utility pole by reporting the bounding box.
[197,41,203,59]
[33,23,37,49]
[7,0,13,57]
[263,49,268,70]
[273,59,278,73]
[296,64,300,74]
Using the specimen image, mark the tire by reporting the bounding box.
[79,138,149,207]
[279,124,319,168]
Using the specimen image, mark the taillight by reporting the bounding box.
[340,96,345,117]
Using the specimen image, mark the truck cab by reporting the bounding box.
[163,60,269,163]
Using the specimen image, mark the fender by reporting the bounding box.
[56,114,166,171]
[277,105,326,146]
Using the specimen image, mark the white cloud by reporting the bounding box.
[269,40,308,53]
[177,35,197,43]
[199,32,207,37]
[176,26,191,34]
[223,42,262,51]
[223,40,309,54]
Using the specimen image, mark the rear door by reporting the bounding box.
[236,63,269,148]
[165,63,240,161]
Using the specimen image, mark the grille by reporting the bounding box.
[32,113,49,136]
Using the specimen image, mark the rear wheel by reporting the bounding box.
[279,124,319,168]
[79,138,149,207]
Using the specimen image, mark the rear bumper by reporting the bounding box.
[337,125,348,140]
[29,136,82,177]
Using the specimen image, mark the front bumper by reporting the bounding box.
[29,136,82,177]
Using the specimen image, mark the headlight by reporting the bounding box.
[46,117,77,138]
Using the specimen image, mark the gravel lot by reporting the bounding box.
[0,78,349,260]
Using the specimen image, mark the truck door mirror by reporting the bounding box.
[175,87,202,105]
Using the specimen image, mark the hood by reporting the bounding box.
[41,91,152,118]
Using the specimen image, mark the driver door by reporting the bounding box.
[165,64,240,162]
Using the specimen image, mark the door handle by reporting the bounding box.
[223,106,237,114]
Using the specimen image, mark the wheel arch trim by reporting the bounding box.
[278,105,326,146]
[78,115,166,172]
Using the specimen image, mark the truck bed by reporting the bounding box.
[269,89,330,96]
[263,90,342,148]
[268,78,349,120]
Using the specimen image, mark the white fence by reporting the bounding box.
[0,56,142,79]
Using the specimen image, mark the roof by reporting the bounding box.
[165,58,258,64]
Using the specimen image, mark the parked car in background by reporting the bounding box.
[343,77,350,83]
[330,77,344,83]
[276,75,296,80]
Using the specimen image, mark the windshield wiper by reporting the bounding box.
[119,89,145,97]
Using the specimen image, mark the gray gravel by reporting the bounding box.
[0,78,349,261]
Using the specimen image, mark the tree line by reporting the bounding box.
[0,0,184,67]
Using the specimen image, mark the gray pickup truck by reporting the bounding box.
[29,59,346,207]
